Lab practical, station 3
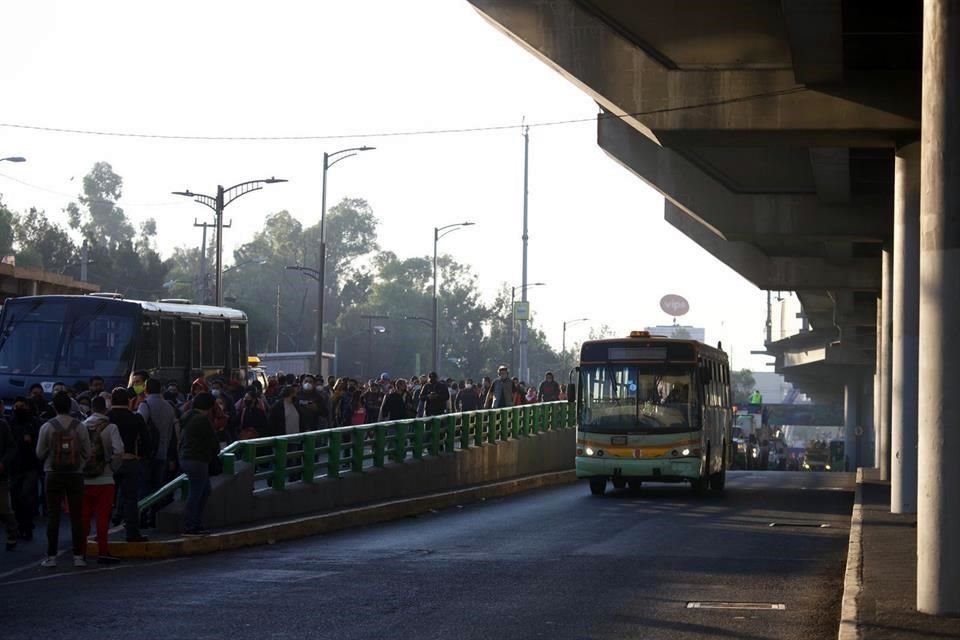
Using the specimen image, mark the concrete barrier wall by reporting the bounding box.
[157,427,576,533]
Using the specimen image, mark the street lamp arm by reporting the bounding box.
[172,191,217,213]
[222,178,287,208]
[326,153,357,170]
[437,221,475,235]
[285,265,320,281]
[437,226,466,241]
[403,315,434,329]
[325,146,375,168]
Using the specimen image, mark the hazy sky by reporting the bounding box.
[0,0,773,370]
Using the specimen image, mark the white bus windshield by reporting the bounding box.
[0,299,137,378]
[580,365,696,434]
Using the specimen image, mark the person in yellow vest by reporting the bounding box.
[749,389,763,406]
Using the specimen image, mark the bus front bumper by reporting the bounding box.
[575,456,702,482]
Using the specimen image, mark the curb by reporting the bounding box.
[90,470,577,559]
[838,467,865,640]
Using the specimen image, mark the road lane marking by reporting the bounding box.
[686,602,786,611]
[0,557,187,587]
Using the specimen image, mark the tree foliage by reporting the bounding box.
[732,369,757,405]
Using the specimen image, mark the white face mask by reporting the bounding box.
[211,389,221,397]
[302,383,314,392]
[465,384,473,389]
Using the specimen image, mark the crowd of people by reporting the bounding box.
[0,364,566,568]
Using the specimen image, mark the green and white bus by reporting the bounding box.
[570,331,732,495]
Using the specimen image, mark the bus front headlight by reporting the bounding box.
[585,447,595,456]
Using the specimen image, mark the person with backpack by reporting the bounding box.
[34,391,91,568]
[81,396,123,563]
[107,387,150,543]
[137,378,178,528]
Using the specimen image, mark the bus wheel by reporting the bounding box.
[589,477,607,496]
[628,479,642,491]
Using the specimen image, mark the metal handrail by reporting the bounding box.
[137,402,576,515]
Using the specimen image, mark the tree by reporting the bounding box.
[13,207,77,272]
[732,369,757,405]
[0,197,16,259]
[63,163,169,296]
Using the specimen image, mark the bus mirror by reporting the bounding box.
[567,383,576,402]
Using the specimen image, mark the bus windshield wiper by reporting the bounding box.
[0,300,43,354]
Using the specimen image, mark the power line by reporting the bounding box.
[0,87,807,143]
[0,171,179,208]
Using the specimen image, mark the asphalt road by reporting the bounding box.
[0,471,853,640]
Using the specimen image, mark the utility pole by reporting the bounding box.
[519,123,531,382]
[275,284,281,353]
[80,241,89,282]
[193,219,227,304]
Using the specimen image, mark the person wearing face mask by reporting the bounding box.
[487,366,514,409]
[128,371,150,411]
[8,398,40,542]
[296,375,328,431]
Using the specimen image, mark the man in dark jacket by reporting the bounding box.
[108,388,150,542]
[8,397,40,541]
[268,386,302,436]
[0,416,18,550]
[456,380,480,413]
[418,372,450,417]
[378,379,408,422]
[179,392,219,535]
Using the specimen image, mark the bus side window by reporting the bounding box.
[137,319,159,371]
[191,323,201,370]
[160,319,175,368]
[211,321,226,368]
[201,322,214,367]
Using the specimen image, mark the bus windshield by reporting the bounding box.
[0,298,138,378]
[580,364,696,434]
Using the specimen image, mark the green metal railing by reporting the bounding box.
[138,401,576,516]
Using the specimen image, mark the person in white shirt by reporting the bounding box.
[81,396,124,563]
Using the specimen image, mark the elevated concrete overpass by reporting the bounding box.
[466,0,958,615]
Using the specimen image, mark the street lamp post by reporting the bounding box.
[510,282,546,377]
[317,146,375,375]
[433,222,475,373]
[173,177,287,306]
[562,317,590,354]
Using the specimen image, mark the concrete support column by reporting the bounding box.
[861,368,875,468]
[918,0,960,615]
[878,246,893,481]
[891,142,921,514]
[843,375,861,471]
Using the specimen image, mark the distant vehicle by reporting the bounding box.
[0,294,249,406]
[803,446,831,471]
[246,356,268,390]
[571,331,732,495]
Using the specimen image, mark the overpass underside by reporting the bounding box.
[466,0,960,615]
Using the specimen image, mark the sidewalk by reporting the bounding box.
[849,468,960,639]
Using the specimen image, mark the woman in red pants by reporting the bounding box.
[81,395,123,563]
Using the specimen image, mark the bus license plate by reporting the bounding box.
[610,436,628,445]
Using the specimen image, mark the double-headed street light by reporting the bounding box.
[511,282,546,377]
[173,178,287,306]
[317,146,375,374]
[433,222,475,372]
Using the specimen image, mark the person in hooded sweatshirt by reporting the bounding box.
[81,396,123,563]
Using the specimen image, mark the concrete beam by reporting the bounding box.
[469,0,919,144]
[665,203,881,290]
[781,0,844,85]
[809,148,851,204]
[602,114,890,241]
